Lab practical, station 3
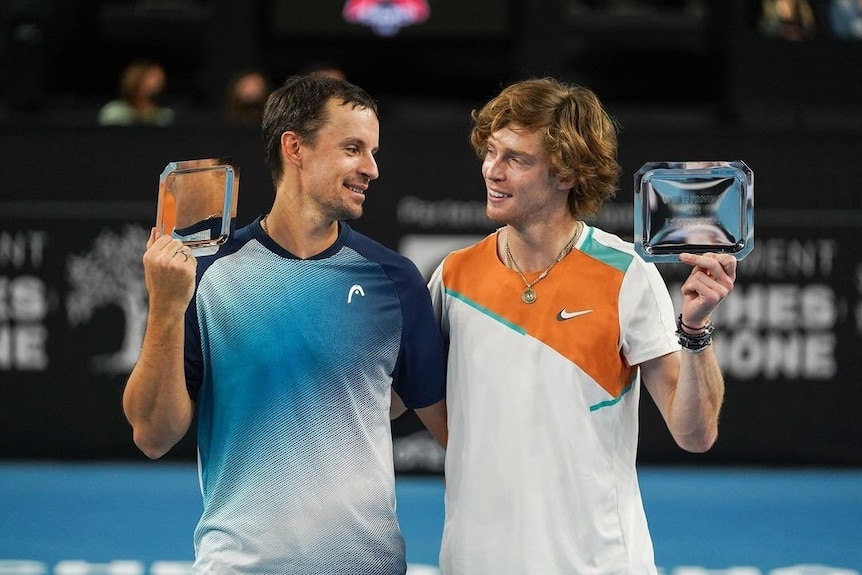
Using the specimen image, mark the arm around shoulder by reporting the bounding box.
[390,388,408,420]
[414,399,448,450]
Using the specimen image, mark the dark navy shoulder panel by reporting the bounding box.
[344,224,447,409]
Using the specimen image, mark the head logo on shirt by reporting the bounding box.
[347,284,366,303]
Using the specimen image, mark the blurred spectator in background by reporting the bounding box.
[97,58,175,126]
[758,0,816,41]
[830,0,862,39]
[223,69,271,125]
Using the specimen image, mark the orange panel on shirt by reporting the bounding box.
[442,234,635,399]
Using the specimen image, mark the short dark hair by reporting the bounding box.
[261,74,378,187]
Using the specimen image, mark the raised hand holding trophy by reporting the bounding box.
[156,157,239,250]
[634,160,754,263]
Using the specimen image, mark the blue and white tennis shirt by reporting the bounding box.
[182,217,446,575]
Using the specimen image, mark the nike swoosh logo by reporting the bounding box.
[556,309,593,321]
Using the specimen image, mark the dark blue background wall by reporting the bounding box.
[1,111,860,467]
[1,0,861,468]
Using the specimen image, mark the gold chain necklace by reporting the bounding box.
[505,221,583,304]
[260,214,270,236]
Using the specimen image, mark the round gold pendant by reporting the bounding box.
[522,289,537,304]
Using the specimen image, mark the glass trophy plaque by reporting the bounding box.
[633,160,754,263]
[156,158,237,248]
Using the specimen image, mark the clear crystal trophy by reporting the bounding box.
[156,158,238,248]
[633,160,754,263]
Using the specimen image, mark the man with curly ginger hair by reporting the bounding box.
[425,77,737,574]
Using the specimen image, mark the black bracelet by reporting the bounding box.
[679,316,710,333]
[675,314,715,353]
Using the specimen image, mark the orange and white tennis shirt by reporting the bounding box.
[428,225,680,575]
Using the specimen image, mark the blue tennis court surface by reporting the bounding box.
[1,462,860,574]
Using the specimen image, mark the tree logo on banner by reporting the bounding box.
[66,225,148,373]
[343,0,430,37]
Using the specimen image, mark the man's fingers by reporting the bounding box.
[681,252,737,281]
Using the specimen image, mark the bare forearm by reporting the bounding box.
[669,347,725,453]
[390,389,407,420]
[415,400,448,449]
[123,315,194,458]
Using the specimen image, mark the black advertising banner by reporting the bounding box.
[2,125,861,470]
[0,211,197,460]
[641,217,862,466]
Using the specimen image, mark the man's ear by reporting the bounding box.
[556,175,576,192]
[281,131,302,167]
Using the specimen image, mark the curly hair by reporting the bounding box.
[470,77,620,218]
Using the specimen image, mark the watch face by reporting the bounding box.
[634,160,754,263]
